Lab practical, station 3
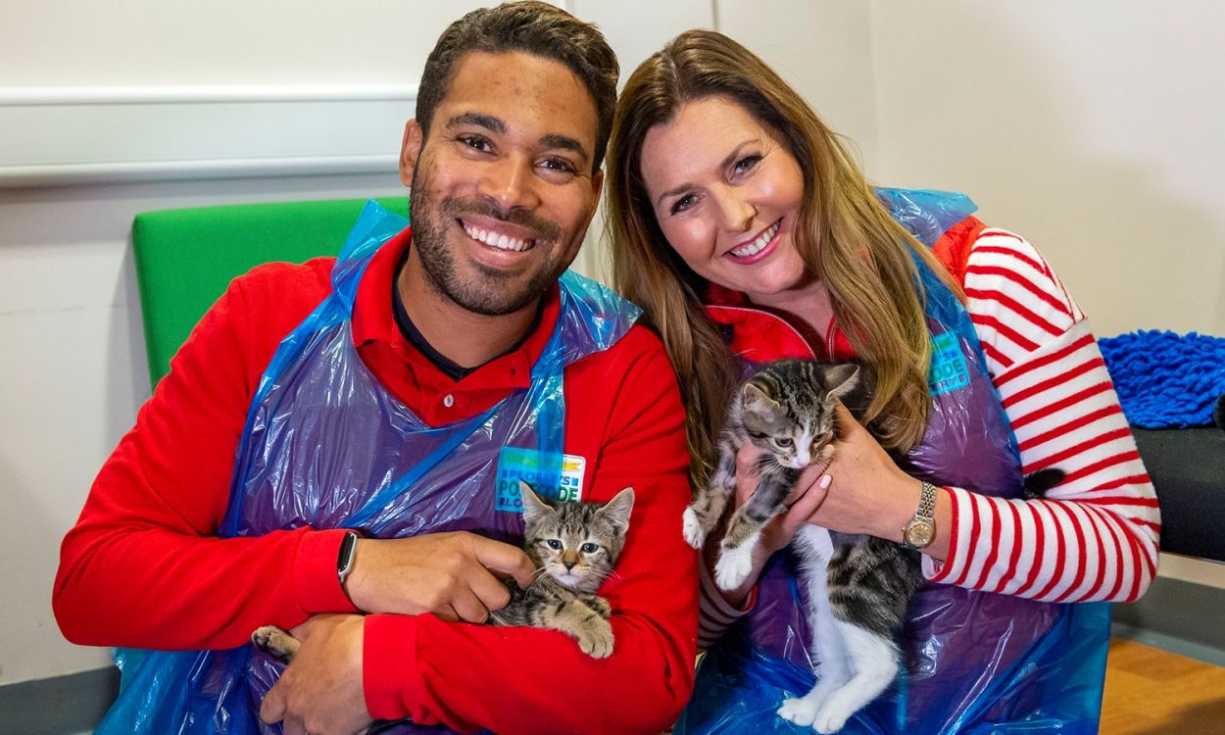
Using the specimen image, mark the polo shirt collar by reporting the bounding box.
[351,228,562,393]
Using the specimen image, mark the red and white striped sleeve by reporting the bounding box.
[924,228,1161,602]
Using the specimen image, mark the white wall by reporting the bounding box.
[869,1,1225,339]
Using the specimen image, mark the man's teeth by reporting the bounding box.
[730,221,780,258]
[462,221,534,252]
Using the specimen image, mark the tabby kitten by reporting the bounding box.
[684,359,924,734]
[253,482,634,662]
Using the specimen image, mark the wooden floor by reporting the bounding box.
[1101,638,1225,734]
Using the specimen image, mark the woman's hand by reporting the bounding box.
[802,402,920,541]
[704,442,833,607]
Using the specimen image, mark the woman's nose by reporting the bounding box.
[712,186,757,233]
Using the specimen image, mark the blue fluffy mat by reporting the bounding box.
[1098,330,1225,429]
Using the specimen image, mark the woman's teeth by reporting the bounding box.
[462,221,535,252]
[730,221,780,258]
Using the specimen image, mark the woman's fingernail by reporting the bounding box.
[819,474,832,490]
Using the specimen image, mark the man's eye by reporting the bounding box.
[546,539,563,550]
[540,157,577,175]
[458,135,493,153]
[580,543,599,554]
[670,193,698,215]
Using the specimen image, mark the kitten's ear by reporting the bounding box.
[741,381,779,415]
[819,363,861,402]
[596,487,635,535]
[519,481,553,526]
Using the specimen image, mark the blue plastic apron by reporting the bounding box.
[676,190,1111,734]
[96,200,641,734]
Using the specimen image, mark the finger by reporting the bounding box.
[450,587,490,624]
[832,401,861,438]
[469,567,513,610]
[260,682,288,724]
[433,603,460,623]
[735,443,763,477]
[470,536,536,588]
[281,716,308,735]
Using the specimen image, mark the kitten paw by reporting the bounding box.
[682,506,707,549]
[714,543,754,590]
[251,625,298,662]
[585,595,612,619]
[577,618,615,659]
[813,698,855,734]
[777,696,821,727]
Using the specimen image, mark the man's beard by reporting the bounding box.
[409,167,570,316]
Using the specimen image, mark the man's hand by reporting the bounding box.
[259,614,368,735]
[344,531,536,623]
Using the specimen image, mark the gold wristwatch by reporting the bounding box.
[900,481,937,550]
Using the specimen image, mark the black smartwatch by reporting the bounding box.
[337,530,359,588]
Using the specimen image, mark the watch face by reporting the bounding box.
[905,520,936,548]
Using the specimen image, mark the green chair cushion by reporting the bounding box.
[132,196,408,386]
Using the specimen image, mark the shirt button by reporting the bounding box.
[443,394,455,408]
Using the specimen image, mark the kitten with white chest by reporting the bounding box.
[685,359,923,734]
[253,482,634,662]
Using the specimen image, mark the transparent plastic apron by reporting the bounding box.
[677,190,1111,735]
[97,201,641,735]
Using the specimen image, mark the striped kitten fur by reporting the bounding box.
[252,482,634,663]
[684,359,923,733]
[490,482,634,658]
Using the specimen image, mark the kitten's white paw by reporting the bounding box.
[813,697,856,734]
[682,506,707,549]
[777,696,821,727]
[714,543,754,590]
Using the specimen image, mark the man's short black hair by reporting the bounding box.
[416,1,618,172]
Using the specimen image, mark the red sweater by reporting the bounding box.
[53,230,698,734]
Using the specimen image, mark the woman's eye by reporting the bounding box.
[732,154,762,176]
[774,437,794,447]
[670,193,698,215]
[546,539,563,550]
[580,543,599,554]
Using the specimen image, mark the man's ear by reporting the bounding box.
[399,119,424,188]
[590,168,604,203]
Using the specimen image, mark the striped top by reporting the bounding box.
[698,228,1160,647]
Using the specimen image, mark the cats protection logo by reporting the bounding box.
[495,447,587,512]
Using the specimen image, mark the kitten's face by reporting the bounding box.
[742,389,835,469]
[740,362,860,470]
[520,484,634,594]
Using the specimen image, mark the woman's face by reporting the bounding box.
[639,96,810,304]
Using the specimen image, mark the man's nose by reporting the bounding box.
[478,154,540,213]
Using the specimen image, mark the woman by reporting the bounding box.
[606,30,1159,734]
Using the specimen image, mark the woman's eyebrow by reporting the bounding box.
[654,138,761,207]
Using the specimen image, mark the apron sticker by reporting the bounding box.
[930,331,970,396]
[495,447,587,512]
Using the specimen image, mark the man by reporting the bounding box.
[52,4,697,734]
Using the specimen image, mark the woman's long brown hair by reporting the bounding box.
[605,30,961,490]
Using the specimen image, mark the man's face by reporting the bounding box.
[401,50,603,316]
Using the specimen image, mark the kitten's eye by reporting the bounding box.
[580,542,600,554]
[545,539,562,550]
[774,437,794,448]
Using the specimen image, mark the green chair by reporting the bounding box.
[131,197,408,386]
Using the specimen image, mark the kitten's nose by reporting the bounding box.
[562,551,579,570]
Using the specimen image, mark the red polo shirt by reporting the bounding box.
[53,229,698,734]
